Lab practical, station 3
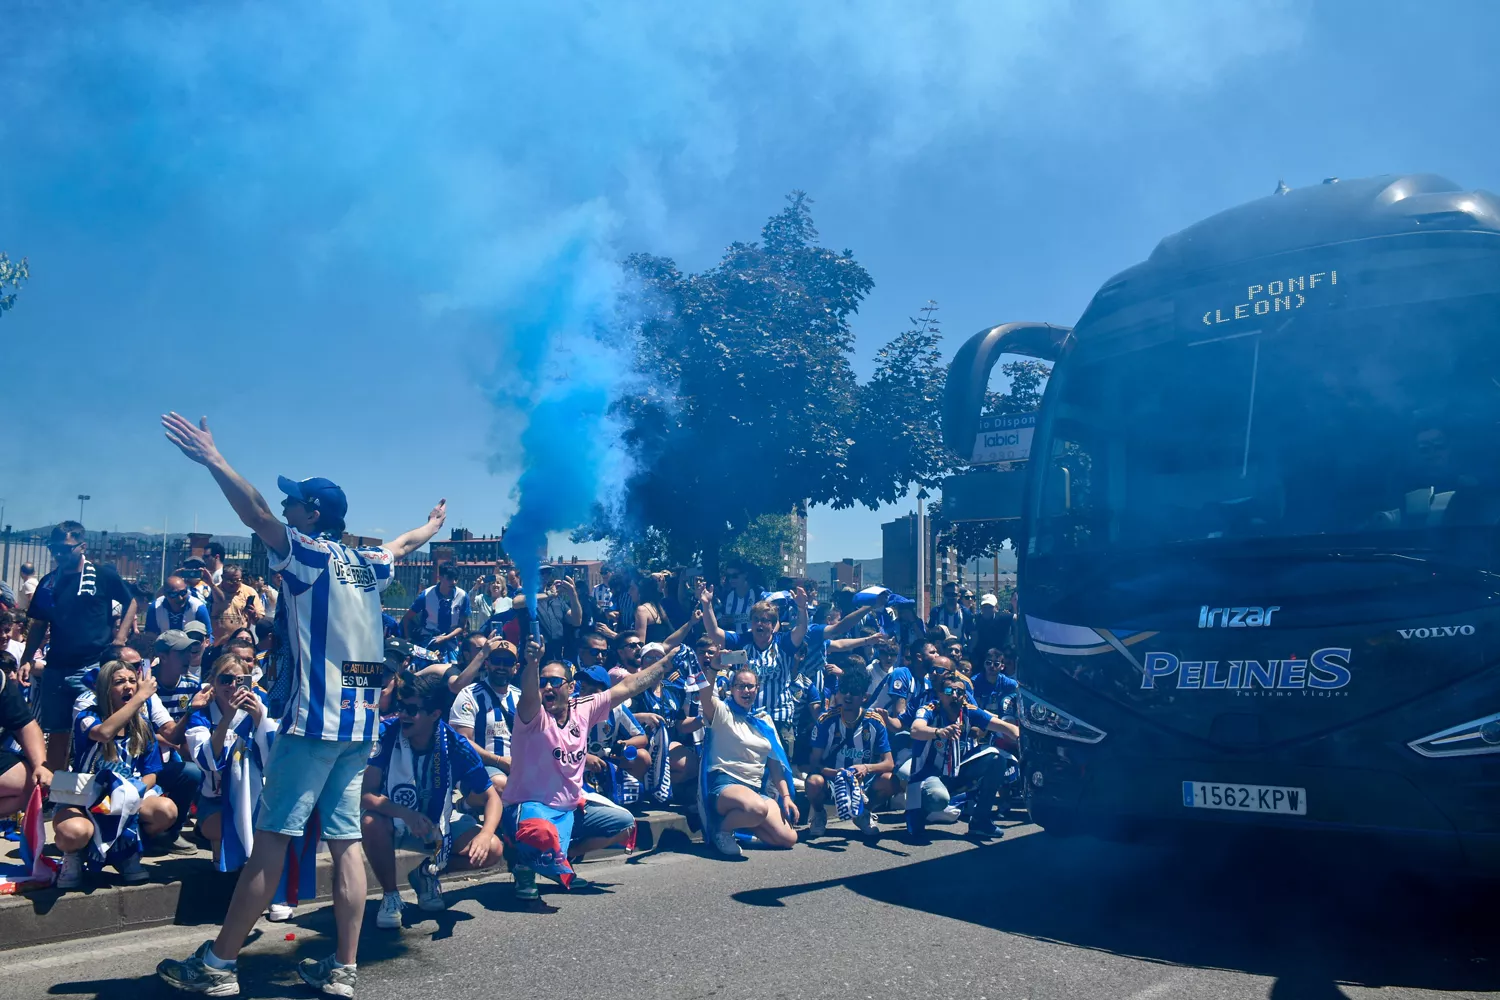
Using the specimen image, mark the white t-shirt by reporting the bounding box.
[18,577,38,611]
[706,696,773,790]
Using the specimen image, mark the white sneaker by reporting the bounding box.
[712,831,744,857]
[806,808,828,839]
[56,852,84,890]
[375,891,404,929]
[927,806,963,825]
[854,809,877,836]
[266,903,295,922]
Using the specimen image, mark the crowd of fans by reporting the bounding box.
[0,414,1021,998]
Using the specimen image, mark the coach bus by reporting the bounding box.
[942,174,1500,870]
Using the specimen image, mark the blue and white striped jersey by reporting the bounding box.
[410,586,471,642]
[810,710,892,769]
[587,703,644,755]
[270,526,394,742]
[908,700,996,780]
[722,629,801,724]
[449,680,520,756]
[928,605,970,645]
[146,594,213,641]
[866,664,914,714]
[718,588,761,633]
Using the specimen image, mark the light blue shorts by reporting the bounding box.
[256,734,373,841]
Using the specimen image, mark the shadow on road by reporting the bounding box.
[734,829,1499,998]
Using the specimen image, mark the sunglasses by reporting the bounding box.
[539,676,569,689]
[215,673,243,685]
[397,701,425,717]
[941,686,963,696]
[487,655,517,667]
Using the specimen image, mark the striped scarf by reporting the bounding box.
[76,557,97,597]
[830,768,867,822]
[385,726,459,868]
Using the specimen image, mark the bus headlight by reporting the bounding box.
[1408,711,1500,758]
[1017,690,1106,744]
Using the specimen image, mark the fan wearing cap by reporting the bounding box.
[968,593,1015,663]
[447,636,522,797]
[157,412,448,999]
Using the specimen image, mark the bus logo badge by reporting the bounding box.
[1199,606,1280,628]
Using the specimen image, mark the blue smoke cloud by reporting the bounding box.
[0,1,1302,582]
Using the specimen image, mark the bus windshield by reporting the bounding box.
[1032,291,1500,571]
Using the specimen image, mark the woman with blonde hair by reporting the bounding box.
[52,658,178,888]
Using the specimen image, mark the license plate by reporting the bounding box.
[1182,780,1307,815]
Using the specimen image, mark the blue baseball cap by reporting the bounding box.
[277,476,349,524]
[577,665,611,689]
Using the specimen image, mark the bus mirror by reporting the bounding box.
[1043,466,1072,512]
[942,468,1027,522]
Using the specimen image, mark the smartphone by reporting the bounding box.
[234,675,253,692]
[720,649,748,668]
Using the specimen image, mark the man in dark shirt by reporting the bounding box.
[967,593,1015,663]
[0,661,50,817]
[19,522,137,770]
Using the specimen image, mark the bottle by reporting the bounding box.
[623,745,640,762]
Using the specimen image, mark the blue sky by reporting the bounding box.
[3,1,1498,562]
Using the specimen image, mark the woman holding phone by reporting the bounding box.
[183,654,298,920]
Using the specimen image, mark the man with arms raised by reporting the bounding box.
[502,638,664,901]
[155,412,446,999]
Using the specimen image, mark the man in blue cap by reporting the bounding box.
[156,412,448,999]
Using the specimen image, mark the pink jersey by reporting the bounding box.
[503,693,614,811]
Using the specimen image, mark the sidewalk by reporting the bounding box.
[0,810,694,951]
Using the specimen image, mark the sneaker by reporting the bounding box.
[806,808,828,839]
[888,790,908,811]
[266,902,295,922]
[408,862,445,912]
[512,866,539,901]
[116,851,149,884]
[968,819,1005,840]
[56,852,84,890]
[853,809,877,837]
[927,806,963,825]
[156,941,240,997]
[297,954,357,998]
[711,831,744,858]
[148,834,198,857]
[375,892,404,929]
[566,872,591,890]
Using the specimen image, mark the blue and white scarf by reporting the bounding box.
[191,702,277,872]
[646,720,671,804]
[84,771,159,867]
[830,768,867,822]
[384,725,460,868]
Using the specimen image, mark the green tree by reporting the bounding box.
[842,302,955,509]
[382,579,408,610]
[721,512,799,586]
[599,194,965,578]
[0,253,29,318]
[607,192,870,579]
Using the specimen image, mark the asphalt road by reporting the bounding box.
[1,819,1496,1000]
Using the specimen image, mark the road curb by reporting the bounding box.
[0,810,691,951]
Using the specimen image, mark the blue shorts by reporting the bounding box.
[705,768,767,818]
[256,734,372,840]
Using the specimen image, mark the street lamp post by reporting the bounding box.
[77,494,91,523]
